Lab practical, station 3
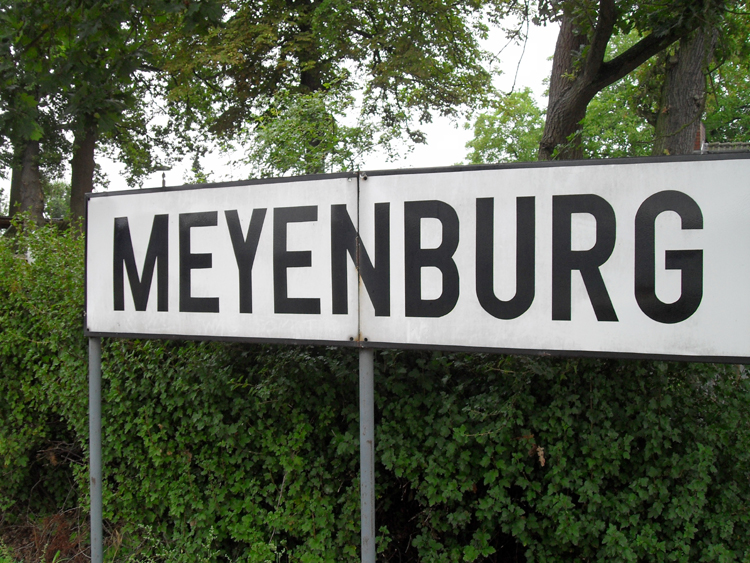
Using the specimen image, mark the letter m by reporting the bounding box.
[113,215,169,311]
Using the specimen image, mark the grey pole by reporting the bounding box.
[89,337,103,563]
[359,347,376,563]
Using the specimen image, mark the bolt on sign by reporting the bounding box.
[86,155,750,362]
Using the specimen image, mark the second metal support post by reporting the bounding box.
[359,347,375,563]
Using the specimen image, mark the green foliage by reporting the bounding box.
[0,222,87,515]
[465,88,544,164]
[581,80,653,158]
[158,0,507,175]
[600,25,750,153]
[376,354,750,561]
[0,541,16,563]
[247,87,374,177]
[0,0,225,195]
[1,227,749,562]
[705,59,750,144]
[465,82,651,165]
[42,180,70,220]
[467,24,750,163]
[703,12,750,144]
[185,154,212,185]
[0,0,71,184]
[100,342,363,562]
[465,33,655,164]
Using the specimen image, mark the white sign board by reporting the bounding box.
[86,156,750,362]
[87,175,360,343]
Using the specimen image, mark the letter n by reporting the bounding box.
[113,215,169,311]
[331,203,390,316]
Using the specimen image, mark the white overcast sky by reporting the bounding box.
[1,21,560,198]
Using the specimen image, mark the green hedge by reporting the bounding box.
[0,225,88,515]
[1,225,749,562]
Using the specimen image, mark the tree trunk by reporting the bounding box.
[19,139,45,226]
[9,144,23,217]
[538,15,592,160]
[298,12,328,176]
[70,119,98,222]
[537,0,691,162]
[3,145,26,237]
[652,28,718,156]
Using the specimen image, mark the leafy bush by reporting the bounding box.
[99,342,362,562]
[0,540,14,563]
[1,225,749,562]
[0,224,88,515]
[376,353,750,562]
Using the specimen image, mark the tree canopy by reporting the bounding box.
[0,0,223,223]
[2,0,519,217]
[154,0,512,175]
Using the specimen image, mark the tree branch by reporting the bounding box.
[594,27,686,92]
[582,0,617,81]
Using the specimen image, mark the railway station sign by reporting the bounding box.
[86,155,750,362]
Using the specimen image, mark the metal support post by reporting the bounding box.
[359,347,375,563]
[89,337,103,563]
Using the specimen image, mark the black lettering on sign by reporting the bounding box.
[273,206,320,314]
[635,191,703,323]
[552,194,618,321]
[113,215,168,311]
[179,212,220,313]
[226,209,267,313]
[404,200,460,317]
[331,203,391,316]
[476,197,535,319]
